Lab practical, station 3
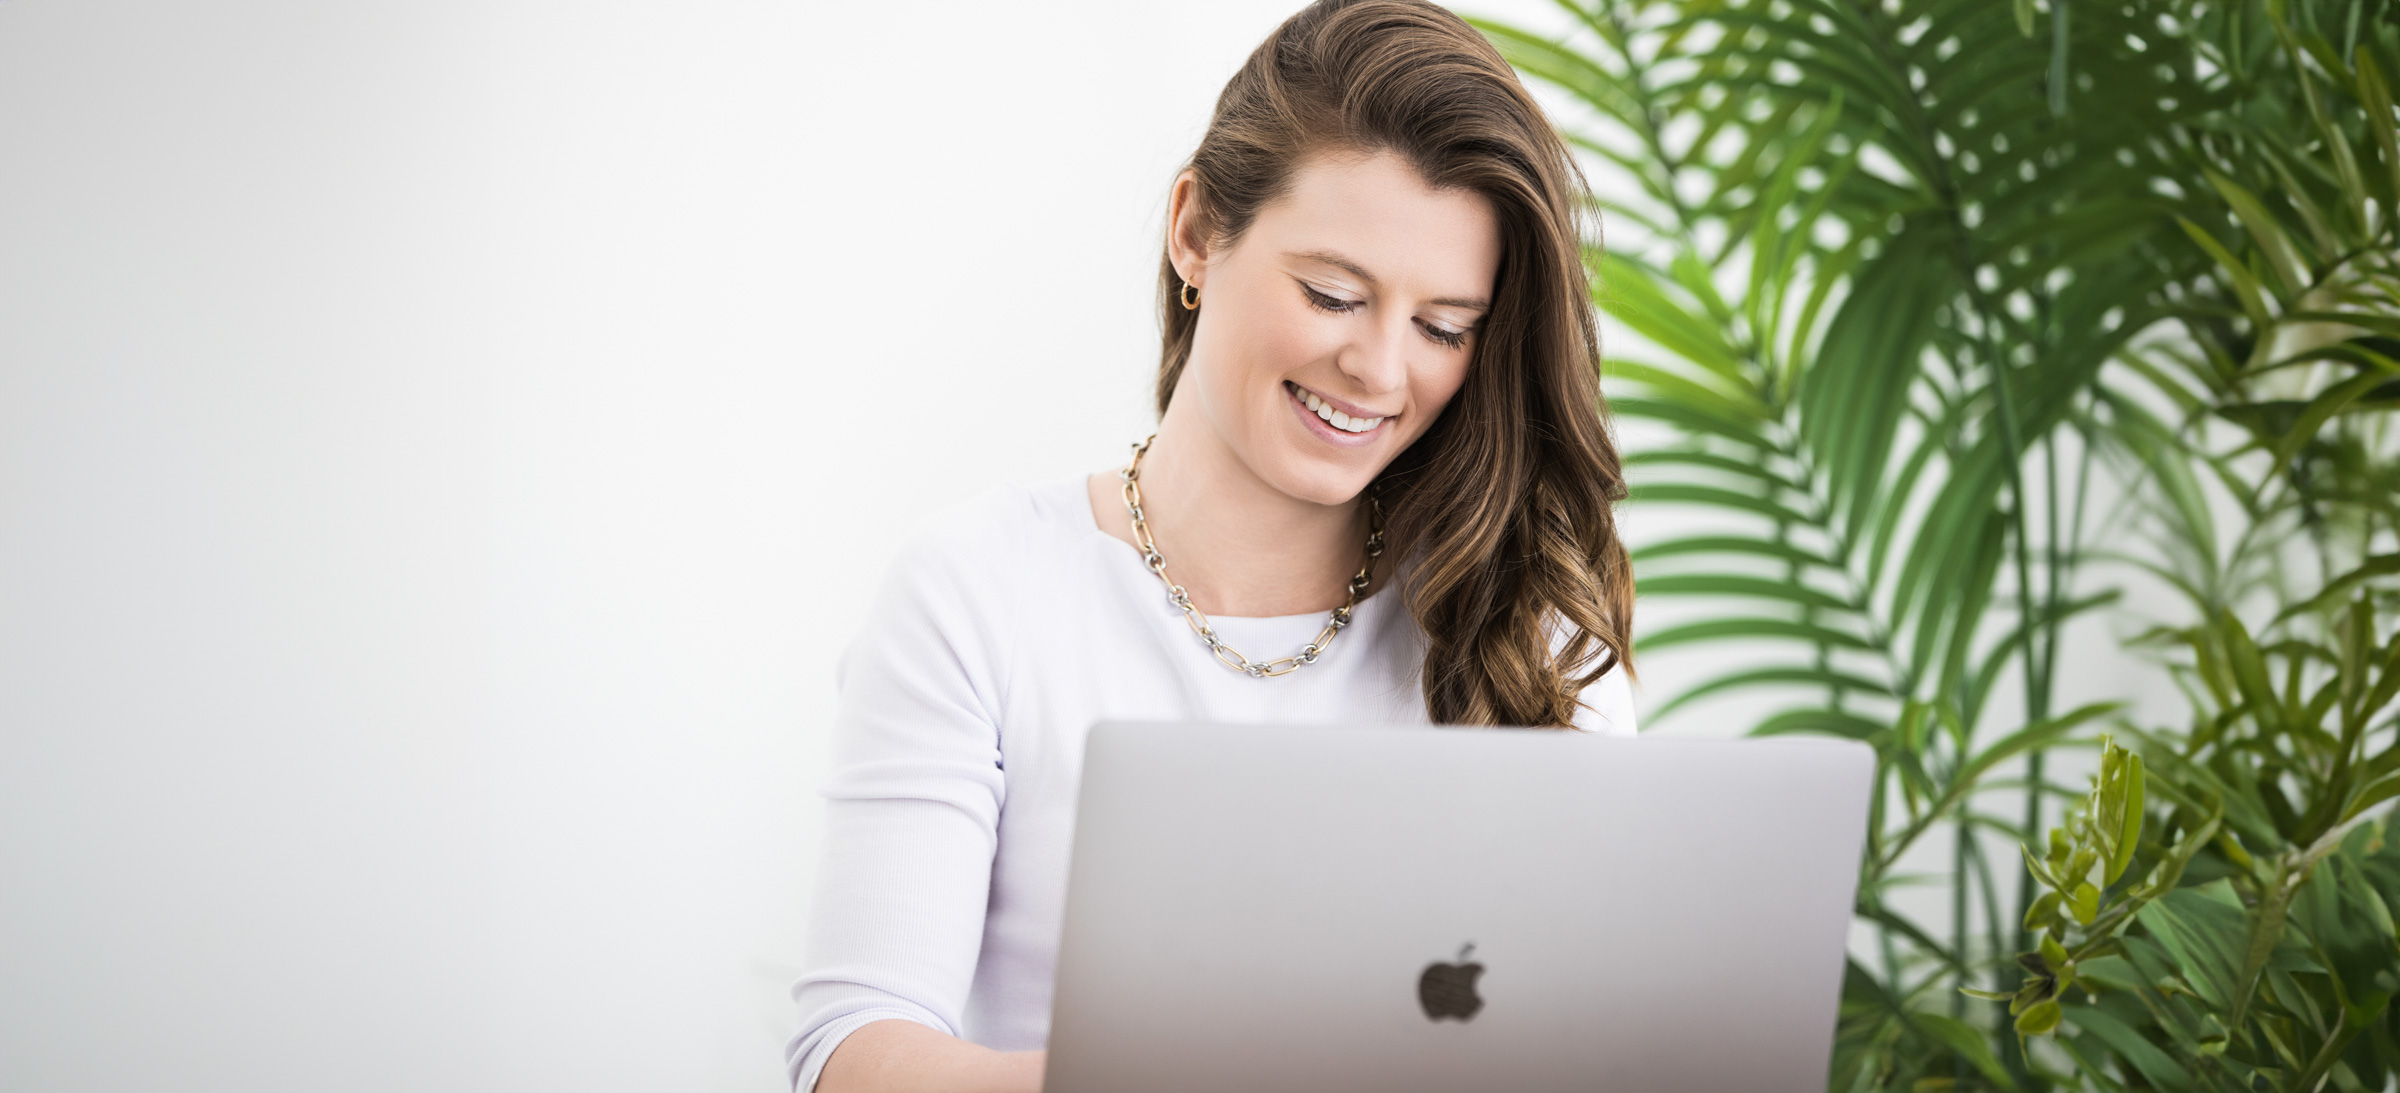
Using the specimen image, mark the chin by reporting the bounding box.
[1258,443,1383,507]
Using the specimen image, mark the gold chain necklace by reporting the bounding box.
[1118,435,1383,678]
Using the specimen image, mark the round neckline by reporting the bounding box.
[1068,473,1389,625]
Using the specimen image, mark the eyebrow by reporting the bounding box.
[1286,249,1491,312]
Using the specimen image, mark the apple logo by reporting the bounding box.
[1417,943,1485,1021]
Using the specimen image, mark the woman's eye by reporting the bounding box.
[1299,281,1468,350]
[1419,320,1469,350]
[1300,283,1361,314]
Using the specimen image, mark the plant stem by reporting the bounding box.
[1967,831,2008,1000]
[1952,818,1971,1018]
[2048,0,2071,118]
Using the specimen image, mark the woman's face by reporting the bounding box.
[1170,149,1500,506]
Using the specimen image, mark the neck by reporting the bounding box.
[1100,411,1367,618]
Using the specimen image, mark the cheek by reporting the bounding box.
[1408,352,1474,422]
[1199,299,1339,428]
[1219,297,1339,391]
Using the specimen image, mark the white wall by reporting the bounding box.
[0,3,501,1089]
[0,1,1587,1090]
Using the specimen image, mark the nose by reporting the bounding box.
[1337,312,1410,399]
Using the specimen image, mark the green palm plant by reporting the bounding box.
[1473,0,2400,1087]
[1976,15,2400,1088]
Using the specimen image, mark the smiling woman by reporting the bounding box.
[1148,152,1493,500]
[1138,0,1634,727]
[788,2,1635,1091]
[1090,149,1499,642]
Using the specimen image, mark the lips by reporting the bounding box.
[1286,381,1391,435]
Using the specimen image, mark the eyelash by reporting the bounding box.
[1299,282,1358,315]
[1298,283,1471,350]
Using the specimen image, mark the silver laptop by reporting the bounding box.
[1044,722,1873,1092]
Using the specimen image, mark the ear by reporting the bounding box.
[1165,169,1213,289]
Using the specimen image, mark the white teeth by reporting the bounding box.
[1294,384,1385,433]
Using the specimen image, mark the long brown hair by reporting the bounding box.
[1157,0,1633,728]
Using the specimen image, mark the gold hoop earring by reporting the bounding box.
[1180,281,1200,310]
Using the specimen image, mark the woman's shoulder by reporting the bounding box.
[848,475,1101,707]
[879,474,1098,597]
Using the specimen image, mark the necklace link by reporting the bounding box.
[1120,435,1380,678]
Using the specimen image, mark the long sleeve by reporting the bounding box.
[1548,615,1638,736]
[1572,660,1639,736]
[785,536,1014,1091]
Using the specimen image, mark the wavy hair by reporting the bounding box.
[1155,0,1633,727]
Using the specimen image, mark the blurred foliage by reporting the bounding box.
[1473,0,2400,1087]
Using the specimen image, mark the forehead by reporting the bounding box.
[1244,150,1500,288]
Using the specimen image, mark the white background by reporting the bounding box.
[0,2,2158,1090]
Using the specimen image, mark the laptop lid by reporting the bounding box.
[1044,722,1873,1093]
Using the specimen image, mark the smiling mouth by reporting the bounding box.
[1286,381,1390,435]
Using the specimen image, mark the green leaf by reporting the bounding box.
[1593,252,1750,382]
[1857,900,1964,973]
[1911,1012,2021,1090]
[2015,999,2063,1035]
[1889,449,2007,670]
[2176,215,2271,329]
[1634,573,1853,612]
[2273,554,2400,624]
[2202,168,2309,301]
[2290,846,2398,989]
[1638,617,1874,652]
[2136,881,2250,1011]
[1784,235,1862,392]
[1620,449,1792,488]
[2268,367,2397,478]
[2355,45,2400,219]
[2073,955,2145,994]
[2040,932,2072,973]
[2342,771,2400,825]
[1860,418,1940,591]
[2061,1003,2194,1091]
[2024,841,2063,892]
[1797,225,1951,537]
[2069,882,2100,925]
[1952,703,2122,792]
[1466,18,1643,131]
[2261,150,2340,262]
[1628,535,1833,569]
[2297,52,2374,241]
[2216,609,2287,736]
[2103,748,2145,885]
[2135,808,2221,902]
[2281,310,2400,343]
[1669,248,1736,330]
[1602,360,1768,420]
[1750,707,1888,741]
[1608,396,1777,451]
[1874,704,2120,871]
[1653,665,1897,721]
[2024,889,2062,931]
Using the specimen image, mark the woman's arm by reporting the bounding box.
[818,1021,1044,1093]
[787,527,1018,1090]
